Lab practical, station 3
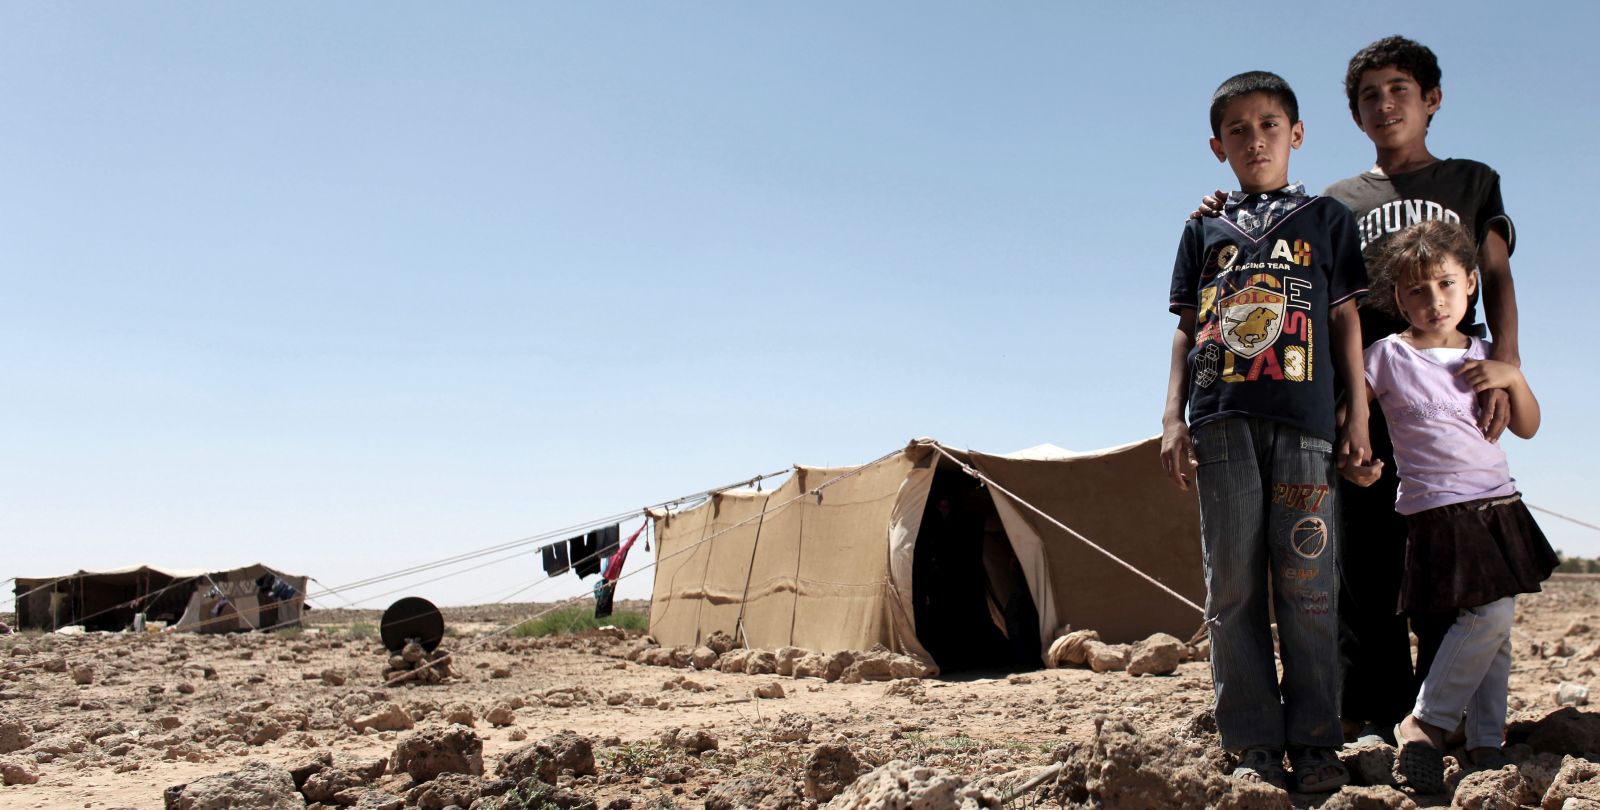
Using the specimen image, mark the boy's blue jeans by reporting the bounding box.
[1193,417,1343,750]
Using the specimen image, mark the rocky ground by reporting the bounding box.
[5,580,1600,809]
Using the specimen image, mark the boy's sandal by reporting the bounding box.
[1232,747,1288,790]
[1287,745,1349,793]
[1394,723,1447,794]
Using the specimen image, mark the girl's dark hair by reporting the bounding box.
[1370,220,1478,319]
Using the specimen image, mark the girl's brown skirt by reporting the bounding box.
[1399,494,1558,614]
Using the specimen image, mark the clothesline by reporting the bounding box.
[303,467,791,605]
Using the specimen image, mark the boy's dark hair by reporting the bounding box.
[1345,36,1442,119]
[1210,71,1299,138]
[1370,221,1478,319]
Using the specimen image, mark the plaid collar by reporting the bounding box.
[1222,183,1308,238]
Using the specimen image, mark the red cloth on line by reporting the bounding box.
[603,522,646,583]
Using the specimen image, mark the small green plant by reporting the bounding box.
[344,622,376,640]
[601,741,668,776]
[478,777,590,810]
[509,606,648,638]
[941,735,982,750]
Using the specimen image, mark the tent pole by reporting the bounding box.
[687,504,715,646]
[786,470,808,648]
[732,487,772,649]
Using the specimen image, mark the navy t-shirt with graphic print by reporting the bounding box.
[1169,184,1369,441]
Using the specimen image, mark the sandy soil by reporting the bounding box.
[3,579,1600,809]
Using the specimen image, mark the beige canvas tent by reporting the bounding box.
[648,437,1205,672]
[12,563,307,634]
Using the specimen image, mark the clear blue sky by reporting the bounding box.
[4,3,1597,613]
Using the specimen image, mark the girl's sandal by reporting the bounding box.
[1394,723,1446,794]
[1469,747,1514,771]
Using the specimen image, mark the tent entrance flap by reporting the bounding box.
[912,464,1041,673]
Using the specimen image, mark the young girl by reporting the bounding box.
[1342,220,1557,793]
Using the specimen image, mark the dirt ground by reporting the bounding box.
[4,579,1600,810]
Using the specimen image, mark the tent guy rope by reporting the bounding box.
[929,444,1206,616]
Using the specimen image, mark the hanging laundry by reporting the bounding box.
[540,543,570,577]
[569,529,604,578]
[603,521,648,584]
[593,579,615,619]
[255,574,298,602]
[594,524,620,564]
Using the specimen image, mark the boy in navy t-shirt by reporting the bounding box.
[1161,71,1370,793]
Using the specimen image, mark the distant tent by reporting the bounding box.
[647,438,1205,673]
[12,563,308,634]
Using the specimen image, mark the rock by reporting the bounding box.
[162,760,303,809]
[0,717,33,754]
[349,703,414,733]
[287,750,333,790]
[1051,717,1274,809]
[485,704,515,727]
[301,767,364,803]
[704,775,806,810]
[496,731,596,785]
[717,649,753,673]
[1559,682,1591,707]
[1214,779,1294,810]
[401,640,426,664]
[1337,741,1397,787]
[71,664,95,684]
[541,688,580,708]
[827,759,1000,809]
[659,727,717,754]
[889,655,933,679]
[1047,629,1101,668]
[1084,641,1130,673]
[773,712,813,743]
[841,652,895,683]
[392,724,484,783]
[346,755,388,782]
[1570,622,1593,637]
[668,645,694,668]
[1512,708,1600,756]
[1542,756,1600,810]
[444,704,476,726]
[705,630,738,655]
[320,669,347,687]
[1320,785,1416,809]
[774,646,806,676]
[744,650,778,675]
[352,791,404,810]
[405,772,510,810]
[1126,633,1186,677]
[802,650,854,682]
[754,681,786,699]
[690,646,718,670]
[803,742,861,802]
[1450,766,1536,809]
[246,718,288,746]
[0,756,40,786]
